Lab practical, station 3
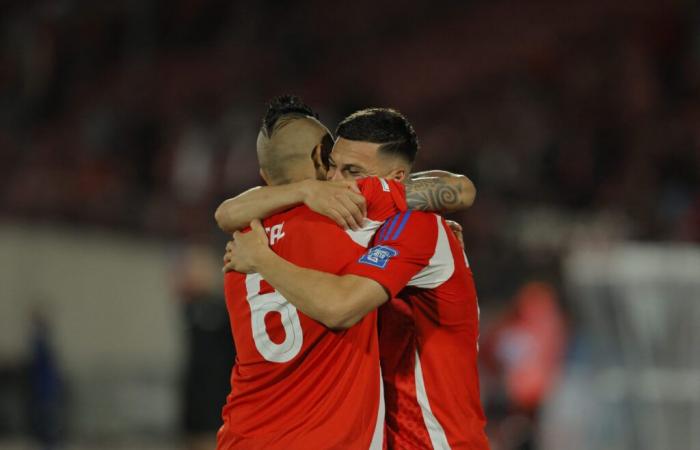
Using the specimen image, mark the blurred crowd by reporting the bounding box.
[1,1,698,292]
[1,0,699,448]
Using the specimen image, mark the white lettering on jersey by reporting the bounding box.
[408,215,455,289]
[245,273,303,363]
[265,223,285,245]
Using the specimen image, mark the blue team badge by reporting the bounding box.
[359,245,398,269]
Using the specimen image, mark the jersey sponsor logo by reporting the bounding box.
[359,245,398,269]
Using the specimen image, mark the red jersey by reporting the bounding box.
[345,211,489,449]
[217,178,406,450]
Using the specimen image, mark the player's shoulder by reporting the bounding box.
[375,210,439,246]
[406,210,441,221]
[262,204,326,226]
[267,204,348,235]
[396,210,441,229]
[357,176,405,199]
[402,211,442,240]
[259,205,338,246]
[261,205,298,227]
[358,177,408,221]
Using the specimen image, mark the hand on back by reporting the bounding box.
[300,179,367,230]
[445,220,465,249]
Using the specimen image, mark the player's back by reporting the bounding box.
[218,177,407,450]
[218,207,384,450]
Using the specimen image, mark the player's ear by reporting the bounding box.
[311,145,330,181]
[259,168,272,186]
[386,167,407,182]
[311,144,322,166]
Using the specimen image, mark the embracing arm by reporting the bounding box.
[410,169,463,179]
[215,184,305,233]
[404,171,476,213]
[254,250,388,330]
[214,179,366,233]
[216,171,475,232]
[226,220,388,330]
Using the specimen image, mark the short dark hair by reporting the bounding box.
[335,108,419,164]
[262,95,319,136]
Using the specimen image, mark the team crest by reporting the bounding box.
[359,245,398,269]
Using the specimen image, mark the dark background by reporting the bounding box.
[1,1,698,449]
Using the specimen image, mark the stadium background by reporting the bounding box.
[1,1,699,449]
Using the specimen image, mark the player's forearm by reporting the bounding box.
[214,184,306,233]
[251,250,359,329]
[404,174,476,213]
[409,170,456,179]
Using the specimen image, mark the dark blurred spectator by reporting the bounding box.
[27,310,66,449]
[174,244,235,450]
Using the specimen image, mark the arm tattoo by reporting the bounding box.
[404,177,463,212]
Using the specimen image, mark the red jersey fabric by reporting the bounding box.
[345,211,489,450]
[217,178,406,450]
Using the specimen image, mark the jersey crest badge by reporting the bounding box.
[359,245,398,269]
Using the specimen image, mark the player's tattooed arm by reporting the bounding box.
[215,185,301,233]
[409,169,461,179]
[214,179,366,233]
[404,173,476,213]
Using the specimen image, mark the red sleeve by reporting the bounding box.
[357,177,408,222]
[341,211,438,297]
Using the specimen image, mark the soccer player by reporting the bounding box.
[226,108,489,449]
[214,127,474,234]
[217,97,474,449]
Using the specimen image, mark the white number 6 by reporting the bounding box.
[245,273,303,363]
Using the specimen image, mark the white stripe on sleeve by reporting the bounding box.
[408,215,455,289]
[345,218,384,247]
